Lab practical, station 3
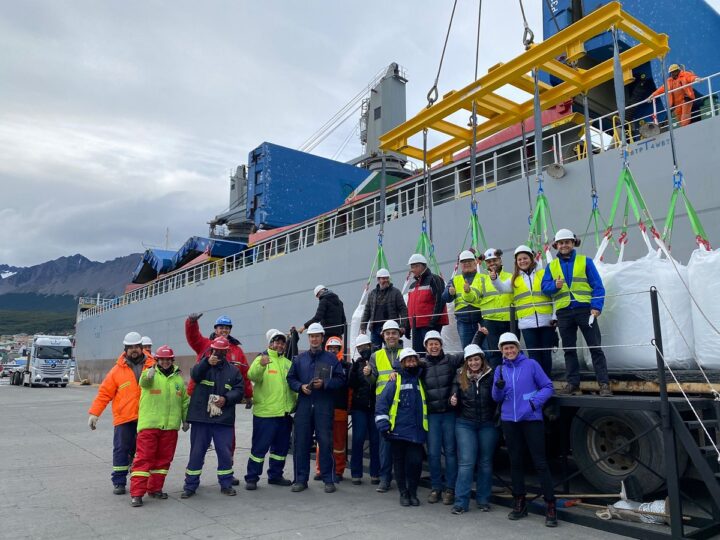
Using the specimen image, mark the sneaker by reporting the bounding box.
[599,383,614,397]
[409,496,420,507]
[130,496,143,507]
[427,489,441,504]
[508,495,528,520]
[245,481,257,491]
[351,478,362,486]
[324,483,336,493]
[546,499,558,527]
[370,477,380,485]
[476,502,491,512]
[399,491,410,507]
[147,491,168,499]
[231,477,240,486]
[451,506,465,515]
[267,477,292,486]
[376,481,390,493]
[291,483,308,493]
[113,485,126,495]
[180,490,195,499]
[557,383,582,396]
[442,489,455,505]
[220,487,237,496]
[313,473,322,481]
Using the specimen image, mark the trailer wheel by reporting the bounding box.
[11,371,20,385]
[61,384,67,388]
[570,408,687,496]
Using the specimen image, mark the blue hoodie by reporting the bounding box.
[375,368,427,444]
[491,353,553,422]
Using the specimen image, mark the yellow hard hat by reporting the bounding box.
[668,63,680,74]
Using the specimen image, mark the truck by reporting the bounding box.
[11,335,74,388]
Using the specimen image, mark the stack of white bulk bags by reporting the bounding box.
[688,248,720,369]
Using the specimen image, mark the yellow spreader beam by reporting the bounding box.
[378,1,669,165]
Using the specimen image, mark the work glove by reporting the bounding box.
[495,379,506,390]
[188,312,203,322]
[182,421,190,432]
[88,415,99,430]
[244,398,253,410]
[207,394,223,417]
[145,366,155,380]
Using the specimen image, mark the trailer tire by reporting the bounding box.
[11,371,20,385]
[570,408,687,496]
[61,384,67,388]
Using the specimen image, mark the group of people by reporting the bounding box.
[87,225,614,528]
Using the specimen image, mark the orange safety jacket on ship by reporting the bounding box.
[88,353,154,425]
[650,70,698,107]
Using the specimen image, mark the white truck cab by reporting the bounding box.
[21,335,74,387]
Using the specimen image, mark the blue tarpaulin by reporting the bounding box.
[171,237,247,269]
[131,249,176,284]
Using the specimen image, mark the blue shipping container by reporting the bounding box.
[246,142,371,229]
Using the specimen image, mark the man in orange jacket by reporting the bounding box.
[88,331,154,495]
[648,64,698,127]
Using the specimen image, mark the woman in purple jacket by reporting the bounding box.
[492,332,557,527]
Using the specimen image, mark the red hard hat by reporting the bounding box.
[211,337,230,350]
[155,345,175,359]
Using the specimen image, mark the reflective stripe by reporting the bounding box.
[333,449,346,454]
[574,277,589,283]
[481,307,511,315]
[224,384,232,390]
[131,471,151,477]
[200,380,214,386]
[399,383,414,390]
[186,469,202,475]
[249,453,265,463]
[549,255,593,310]
[375,414,390,422]
[216,469,233,476]
[118,382,130,390]
[377,370,394,375]
[149,469,168,475]
[389,375,429,431]
[113,466,130,471]
[513,268,553,318]
[269,453,286,461]
[479,270,513,321]
[514,291,531,300]
[452,274,484,312]
[375,349,401,395]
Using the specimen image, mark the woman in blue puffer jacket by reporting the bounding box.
[492,332,557,527]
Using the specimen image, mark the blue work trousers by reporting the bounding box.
[350,409,380,479]
[111,421,137,486]
[454,419,499,510]
[427,411,458,491]
[292,399,334,484]
[245,415,292,483]
[183,422,235,492]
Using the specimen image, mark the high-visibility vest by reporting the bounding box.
[513,268,553,319]
[375,348,402,396]
[389,374,428,431]
[452,273,484,312]
[548,255,593,310]
[479,269,513,322]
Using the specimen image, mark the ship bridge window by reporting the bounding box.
[374,107,381,120]
[35,346,72,359]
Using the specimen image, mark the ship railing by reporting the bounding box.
[77,71,720,322]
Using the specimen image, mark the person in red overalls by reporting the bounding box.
[185,312,252,486]
[648,64,698,127]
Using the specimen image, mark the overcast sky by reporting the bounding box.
[1,1,718,267]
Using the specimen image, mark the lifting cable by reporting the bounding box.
[426,0,458,107]
[517,0,534,49]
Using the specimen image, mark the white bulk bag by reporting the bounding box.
[597,252,694,369]
[349,288,369,359]
[688,248,720,369]
[441,302,463,354]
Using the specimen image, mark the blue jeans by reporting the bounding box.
[379,432,393,483]
[455,419,499,510]
[370,327,384,348]
[456,319,479,350]
[427,412,458,491]
[350,409,380,479]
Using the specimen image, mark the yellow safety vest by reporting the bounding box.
[452,273,485,312]
[389,374,428,431]
[479,269,513,322]
[513,268,553,318]
[548,255,592,310]
[375,348,402,396]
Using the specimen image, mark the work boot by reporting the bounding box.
[313,473,322,481]
[113,485,126,495]
[557,383,582,396]
[370,477,380,485]
[508,495,528,520]
[409,493,420,507]
[442,489,455,505]
[324,483,336,493]
[130,496,143,507]
[268,477,292,486]
[231,477,240,486]
[599,383,614,397]
[291,483,307,493]
[399,491,410,507]
[376,481,390,493]
[220,487,237,496]
[351,478,362,486]
[147,491,168,499]
[245,481,257,491]
[476,502,491,512]
[180,490,195,499]
[451,506,465,515]
[545,499,558,527]
[427,489,441,504]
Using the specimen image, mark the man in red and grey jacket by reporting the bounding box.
[406,254,448,353]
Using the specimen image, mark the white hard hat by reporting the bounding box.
[458,250,475,262]
[376,268,391,278]
[307,322,325,335]
[141,336,152,346]
[123,332,143,346]
[463,344,485,360]
[399,348,419,362]
[484,248,502,260]
[313,285,326,297]
[381,320,400,333]
[514,245,534,257]
[355,334,372,348]
[266,328,286,344]
[407,253,428,266]
[423,330,443,346]
[554,228,575,243]
[498,332,521,348]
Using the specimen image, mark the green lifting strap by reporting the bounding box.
[605,165,658,240]
[366,235,391,286]
[662,172,712,250]
[527,192,555,257]
[415,220,441,276]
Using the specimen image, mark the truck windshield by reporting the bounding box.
[35,346,72,359]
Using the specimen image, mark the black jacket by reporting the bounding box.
[451,368,495,424]
[348,358,374,411]
[361,284,409,334]
[421,352,463,414]
[305,290,346,337]
[187,357,244,426]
